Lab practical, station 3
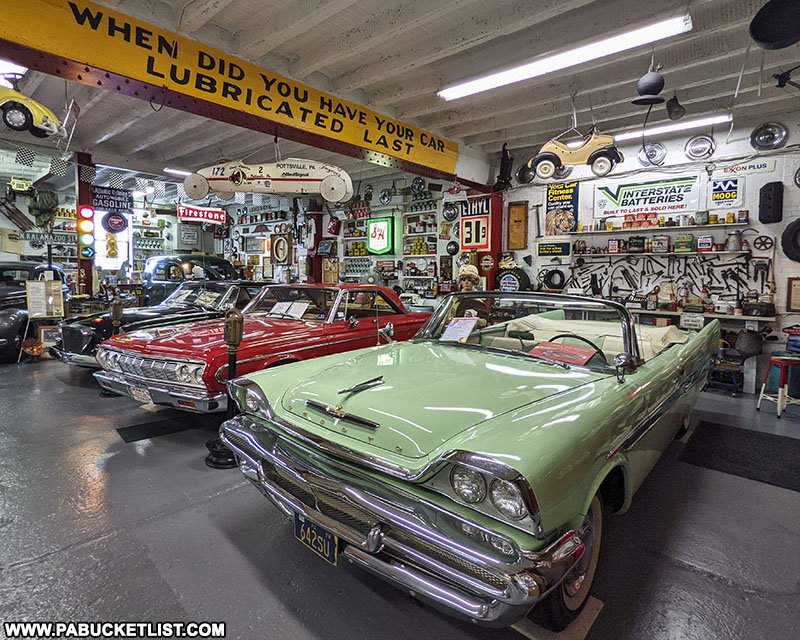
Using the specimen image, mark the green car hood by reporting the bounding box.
[278,341,603,459]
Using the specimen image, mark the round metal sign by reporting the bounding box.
[102,212,128,234]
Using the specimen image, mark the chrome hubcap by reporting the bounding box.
[5,108,26,127]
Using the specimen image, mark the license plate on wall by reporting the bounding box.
[294,513,338,565]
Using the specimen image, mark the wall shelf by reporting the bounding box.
[572,250,750,259]
[628,308,775,322]
[567,222,748,236]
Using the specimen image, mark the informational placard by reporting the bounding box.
[545,182,579,235]
[180,225,199,246]
[680,313,705,330]
[537,242,571,257]
[25,280,64,318]
[91,186,132,213]
[367,217,393,254]
[440,317,477,343]
[0,0,458,174]
[594,175,700,218]
[177,204,226,225]
[708,178,744,208]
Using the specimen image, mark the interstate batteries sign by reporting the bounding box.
[593,175,701,218]
[0,0,458,174]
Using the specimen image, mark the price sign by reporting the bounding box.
[460,215,490,251]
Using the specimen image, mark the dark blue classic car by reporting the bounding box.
[0,262,70,362]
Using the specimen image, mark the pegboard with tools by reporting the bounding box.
[559,236,778,317]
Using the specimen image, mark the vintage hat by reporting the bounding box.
[458,264,480,283]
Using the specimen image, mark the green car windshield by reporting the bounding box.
[415,292,634,371]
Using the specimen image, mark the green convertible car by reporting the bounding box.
[221,292,718,630]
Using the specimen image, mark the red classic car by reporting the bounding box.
[93,284,430,413]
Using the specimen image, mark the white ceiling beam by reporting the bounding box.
[446,39,798,143]
[235,0,360,60]
[177,0,235,33]
[505,92,799,161]
[480,82,797,154]
[127,113,210,153]
[464,54,797,149]
[368,0,735,110]
[332,0,615,93]
[291,0,484,79]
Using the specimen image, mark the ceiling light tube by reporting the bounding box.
[438,14,693,101]
[613,114,732,142]
[164,167,193,177]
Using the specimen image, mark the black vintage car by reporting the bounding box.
[142,254,238,305]
[51,280,265,367]
[0,262,70,362]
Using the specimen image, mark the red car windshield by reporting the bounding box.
[244,287,337,322]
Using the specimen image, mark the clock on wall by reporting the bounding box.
[270,233,293,265]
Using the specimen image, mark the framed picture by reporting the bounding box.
[245,236,265,253]
[38,325,60,347]
[507,201,528,250]
[788,277,800,313]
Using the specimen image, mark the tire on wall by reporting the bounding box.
[781,219,800,262]
[2,103,32,131]
[495,268,531,291]
[529,494,603,632]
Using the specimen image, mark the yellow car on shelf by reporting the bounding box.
[0,85,66,138]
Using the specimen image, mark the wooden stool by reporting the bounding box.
[757,356,800,418]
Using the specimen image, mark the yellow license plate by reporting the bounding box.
[294,513,338,565]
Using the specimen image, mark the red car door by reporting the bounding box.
[325,289,400,355]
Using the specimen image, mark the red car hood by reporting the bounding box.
[105,316,323,359]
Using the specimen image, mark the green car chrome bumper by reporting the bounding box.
[220,414,586,627]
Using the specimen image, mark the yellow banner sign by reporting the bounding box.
[2,0,459,173]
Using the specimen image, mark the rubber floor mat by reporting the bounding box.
[679,421,800,493]
[116,419,196,443]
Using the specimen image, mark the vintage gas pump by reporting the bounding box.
[205,309,243,469]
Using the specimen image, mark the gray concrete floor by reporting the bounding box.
[1,360,798,640]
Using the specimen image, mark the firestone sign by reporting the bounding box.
[177,204,226,225]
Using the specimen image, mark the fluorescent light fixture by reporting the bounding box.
[0,59,27,88]
[438,14,692,101]
[131,190,145,197]
[613,114,732,142]
[131,186,154,197]
[164,167,193,177]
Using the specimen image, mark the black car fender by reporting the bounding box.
[588,146,623,165]
[526,151,563,169]
[0,308,29,342]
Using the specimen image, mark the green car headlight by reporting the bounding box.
[489,478,527,520]
[450,465,487,503]
[228,377,271,419]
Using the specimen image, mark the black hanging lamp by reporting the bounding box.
[632,63,665,105]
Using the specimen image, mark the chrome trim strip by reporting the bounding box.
[305,399,380,431]
[619,376,692,453]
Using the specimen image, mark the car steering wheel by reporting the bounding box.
[547,333,606,360]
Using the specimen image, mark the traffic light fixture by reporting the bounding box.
[78,206,95,259]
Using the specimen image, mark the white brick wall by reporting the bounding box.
[500,110,800,381]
